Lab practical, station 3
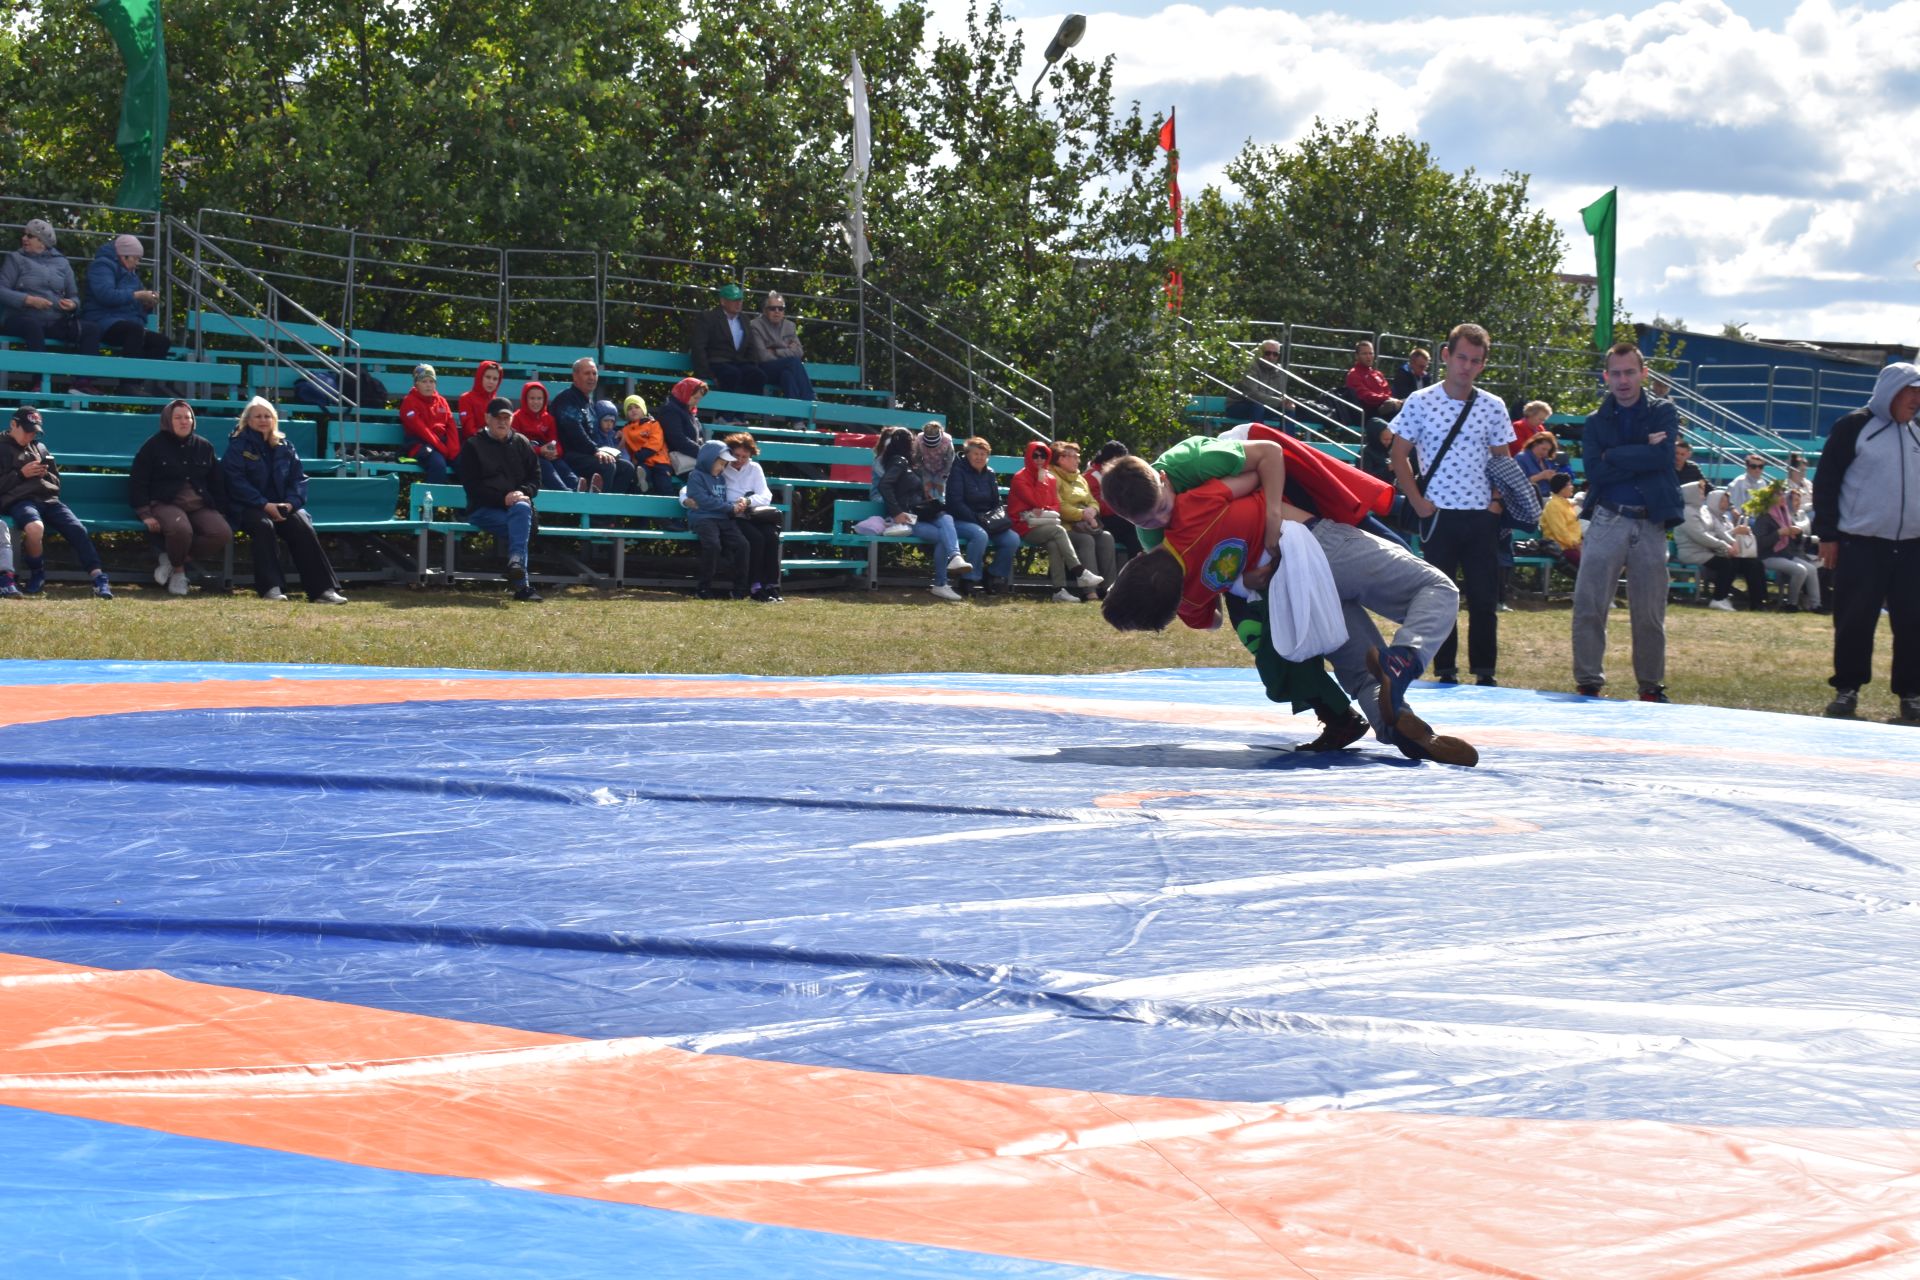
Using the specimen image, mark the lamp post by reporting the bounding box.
[1029,14,1087,96]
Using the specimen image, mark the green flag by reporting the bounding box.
[91,0,169,210]
[1580,187,1617,352]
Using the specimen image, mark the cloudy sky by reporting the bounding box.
[929,0,1918,343]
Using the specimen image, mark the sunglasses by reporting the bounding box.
[766,305,785,312]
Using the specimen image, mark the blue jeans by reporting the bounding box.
[757,356,815,401]
[466,500,533,563]
[910,512,961,585]
[540,456,579,492]
[7,498,102,572]
[415,446,452,484]
[951,519,1021,582]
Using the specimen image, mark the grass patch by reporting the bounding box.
[0,580,1886,720]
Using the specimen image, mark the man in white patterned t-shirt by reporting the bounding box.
[1386,323,1512,684]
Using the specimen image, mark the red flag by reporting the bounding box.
[1158,109,1183,310]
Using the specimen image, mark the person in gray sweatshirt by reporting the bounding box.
[0,219,100,355]
[1814,362,1920,721]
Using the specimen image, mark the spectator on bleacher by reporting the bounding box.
[1572,342,1681,701]
[0,405,112,597]
[456,361,505,440]
[1516,429,1569,500]
[660,377,707,477]
[1538,472,1582,568]
[1010,440,1101,603]
[1747,477,1820,612]
[1674,440,1704,488]
[690,282,757,395]
[398,364,461,484]
[1344,340,1400,421]
[721,432,783,602]
[1226,340,1289,423]
[1051,441,1117,596]
[221,396,347,604]
[458,396,542,603]
[511,379,577,493]
[619,395,674,494]
[551,358,629,493]
[1815,362,1920,721]
[745,292,815,401]
[0,220,101,359]
[869,425,910,500]
[1726,454,1767,511]
[1785,452,1813,530]
[1358,418,1397,483]
[875,424,969,602]
[1678,481,1764,611]
[129,399,231,597]
[683,439,751,598]
[81,234,169,368]
[1390,348,1432,401]
[578,397,639,494]
[1389,323,1512,686]
[946,434,1021,595]
[1086,440,1141,559]
[1510,400,1551,456]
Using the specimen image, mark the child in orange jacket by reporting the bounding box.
[619,395,674,494]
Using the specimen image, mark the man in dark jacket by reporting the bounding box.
[458,396,542,601]
[689,282,758,394]
[0,406,111,597]
[1814,362,1920,721]
[1389,348,1432,401]
[549,356,629,492]
[1571,341,1683,702]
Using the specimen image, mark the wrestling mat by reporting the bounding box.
[2,660,1916,1277]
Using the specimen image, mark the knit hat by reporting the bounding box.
[412,363,437,384]
[622,394,648,417]
[22,219,56,248]
[113,233,144,259]
[717,283,744,301]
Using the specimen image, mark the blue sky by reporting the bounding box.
[928,0,1919,342]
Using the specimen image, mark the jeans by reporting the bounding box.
[1419,507,1500,678]
[466,500,533,564]
[952,520,1022,581]
[100,318,169,360]
[0,309,99,355]
[1571,508,1670,693]
[757,356,815,401]
[414,445,452,484]
[1312,519,1461,733]
[7,498,103,572]
[639,462,676,495]
[1831,534,1920,696]
[909,512,961,585]
[567,452,638,494]
[239,506,339,598]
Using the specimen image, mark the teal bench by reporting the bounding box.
[0,350,244,406]
[35,410,332,473]
[188,310,344,352]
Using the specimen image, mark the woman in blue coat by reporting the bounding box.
[222,397,347,603]
[81,234,171,361]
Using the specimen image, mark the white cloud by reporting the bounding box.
[923,0,1920,342]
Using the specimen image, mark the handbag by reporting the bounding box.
[981,505,1013,536]
[1487,452,1543,527]
[744,505,782,524]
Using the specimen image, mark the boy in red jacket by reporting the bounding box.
[398,363,460,483]
[457,361,505,440]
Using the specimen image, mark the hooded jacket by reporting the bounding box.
[659,379,705,457]
[619,395,669,466]
[399,384,461,461]
[1007,442,1061,536]
[1672,480,1735,565]
[0,245,80,316]
[0,432,61,508]
[1814,362,1920,543]
[457,425,542,516]
[457,362,504,440]
[511,382,558,450]
[589,400,622,450]
[1578,392,1684,528]
[129,422,225,516]
[80,241,151,329]
[682,440,735,523]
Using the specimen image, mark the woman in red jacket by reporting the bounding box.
[1010,440,1100,602]
[457,360,504,440]
[398,364,461,483]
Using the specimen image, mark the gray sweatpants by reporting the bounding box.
[1572,508,1669,693]
[1311,519,1461,733]
[0,517,10,574]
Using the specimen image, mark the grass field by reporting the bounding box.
[0,577,1889,722]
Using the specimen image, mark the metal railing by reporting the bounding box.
[1,196,168,321]
[860,280,1054,443]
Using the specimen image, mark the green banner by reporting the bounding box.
[91,0,169,210]
[1580,187,1617,352]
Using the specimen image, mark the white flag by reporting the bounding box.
[844,53,872,275]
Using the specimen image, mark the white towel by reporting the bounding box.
[1265,520,1348,662]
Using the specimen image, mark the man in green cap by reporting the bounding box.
[690,281,758,395]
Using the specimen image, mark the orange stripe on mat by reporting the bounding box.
[2,952,1917,1279]
[4,676,1918,781]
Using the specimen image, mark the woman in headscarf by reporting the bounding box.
[659,377,707,477]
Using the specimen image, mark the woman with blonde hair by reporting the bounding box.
[221,396,347,603]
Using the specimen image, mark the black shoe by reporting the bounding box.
[513,585,543,602]
[1388,708,1479,768]
[1434,671,1458,685]
[1896,696,1920,725]
[1295,708,1369,753]
[984,577,1008,596]
[505,557,527,587]
[1638,688,1671,703]
[1576,684,1603,698]
[1474,675,1498,687]
[1825,688,1859,719]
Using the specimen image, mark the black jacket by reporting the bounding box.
[945,457,1002,525]
[1814,408,1868,542]
[689,307,749,376]
[458,427,541,515]
[129,429,224,514]
[0,435,59,508]
[658,396,702,457]
[1579,393,1684,528]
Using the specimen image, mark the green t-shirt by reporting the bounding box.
[1138,436,1248,549]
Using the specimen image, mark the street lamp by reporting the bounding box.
[1030,14,1087,96]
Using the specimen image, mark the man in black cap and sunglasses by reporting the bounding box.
[0,407,112,598]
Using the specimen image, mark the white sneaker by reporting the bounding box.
[947,554,973,575]
[262,587,288,601]
[1051,589,1082,603]
[314,589,349,605]
[166,570,188,596]
[1073,567,1102,590]
[1707,597,1735,611]
[153,553,173,587]
[929,583,965,602]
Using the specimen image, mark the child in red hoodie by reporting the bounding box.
[1008,440,1100,602]
[457,360,504,440]
[511,380,578,492]
[398,363,461,482]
